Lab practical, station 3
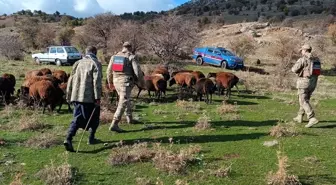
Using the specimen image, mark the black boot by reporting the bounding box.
[63,137,75,152]
[88,130,98,145]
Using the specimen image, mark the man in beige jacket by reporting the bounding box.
[64,46,102,152]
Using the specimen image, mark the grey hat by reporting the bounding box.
[123,42,132,47]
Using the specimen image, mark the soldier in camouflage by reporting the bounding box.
[107,42,145,133]
[291,44,320,128]
[64,46,102,152]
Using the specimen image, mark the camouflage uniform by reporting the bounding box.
[291,44,319,127]
[107,42,144,132]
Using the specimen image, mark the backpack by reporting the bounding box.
[302,57,321,77]
[112,56,129,72]
[311,59,321,76]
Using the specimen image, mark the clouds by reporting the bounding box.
[0,0,182,17]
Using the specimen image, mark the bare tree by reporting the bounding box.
[145,15,198,62]
[36,25,56,48]
[72,32,91,52]
[84,13,121,59]
[0,35,24,60]
[272,36,300,88]
[112,21,146,53]
[17,17,40,49]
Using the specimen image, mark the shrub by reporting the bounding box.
[36,25,56,48]
[0,35,24,60]
[108,143,156,166]
[153,145,201,174]
[16,113,47,131]
[24,133,61,149]
[36,160,75,185]
[270,122,299,138]
[328,24,336,45]
[267,151,301,185]
[57,27,75,46]
[229,36,256,60]
[194,114,212,130]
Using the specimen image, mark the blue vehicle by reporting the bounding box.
[192,47,244,70]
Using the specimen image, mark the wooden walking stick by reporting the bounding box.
[76,106,97,153]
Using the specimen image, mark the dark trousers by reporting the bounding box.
[66,102,100,140]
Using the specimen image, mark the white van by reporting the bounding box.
[32,46,82,66]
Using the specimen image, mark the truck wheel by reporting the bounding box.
[35,57,41,65]
[196,57,203,65]
[221,61,227,69]
[56,59,62,66]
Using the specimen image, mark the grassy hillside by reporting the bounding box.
[1,60,336,185]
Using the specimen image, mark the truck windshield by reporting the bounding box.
[65,47,79,53]
[218,49,235,56]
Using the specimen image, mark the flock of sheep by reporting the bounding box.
[0,65,240,114]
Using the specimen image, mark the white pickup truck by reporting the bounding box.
[32,46,82,66]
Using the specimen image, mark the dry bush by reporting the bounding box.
[267,151,301,185]
[16,114,47,131]
[108,143,156,166]
[328,24,336,45]
[229,36,255,60]
[57,27,75,46]
[36,25,56,48]
[270,122,299,138]
[217,102,238,114]
[153,145,201,174]
[145,15,198,62]
[271,36,300,89]
[112,21,146,53]
[100,107,114,125]
[175,179,189,185]
[194,114,212,130]
[281,18,294,28]
[210,165,232,178]
[136,177,155,185]
[24,133,61,149]
[36,159,75,185]
[153,109,168,115]
[17,17,40,49]
[10,173,24,185]
[0,35,24,60]
[176,100,201,112]
[313,37,327,54]
[71,32,91,52]
[304,156,320,164]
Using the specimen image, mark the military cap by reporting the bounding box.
[300,44,312,51]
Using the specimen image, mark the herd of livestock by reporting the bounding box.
[0,65,240,114]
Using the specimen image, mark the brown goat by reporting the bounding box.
[40,68,52,75]
[152,67,170,81]
[207,72,239,99]
[58,83,72,113]
[29,80,64,114]
[195,78,216,104]
[25,70,43,80]
[191,71,205,82]
[171,70,193,78]
[137,74,167,99]
[52,70,69,83]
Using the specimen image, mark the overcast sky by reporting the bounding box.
[0,0,189,17]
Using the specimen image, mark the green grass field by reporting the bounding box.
[1,60,336,185]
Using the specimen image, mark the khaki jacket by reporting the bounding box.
[291,53,318,90]
[67,54,102,103]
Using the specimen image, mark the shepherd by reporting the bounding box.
[64,46,103,152]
